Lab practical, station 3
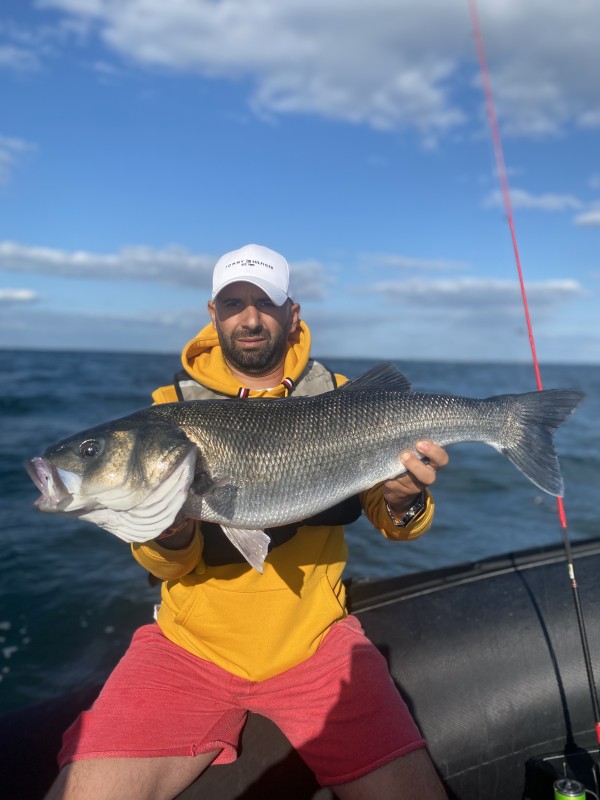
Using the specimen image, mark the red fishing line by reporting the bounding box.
[468,0,600,745]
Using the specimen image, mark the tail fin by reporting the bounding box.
[500,389,584,496]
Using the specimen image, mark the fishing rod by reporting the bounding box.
[468,0,600,756]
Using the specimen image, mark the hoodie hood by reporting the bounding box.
[180,320,312,398]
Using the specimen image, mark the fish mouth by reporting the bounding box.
[26,457,73,512]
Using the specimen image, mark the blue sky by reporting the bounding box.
[1,0,599,364]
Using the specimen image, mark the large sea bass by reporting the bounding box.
[27,365,583,571]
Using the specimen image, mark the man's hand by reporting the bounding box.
[155,518,196,550]
[383,440,449,516]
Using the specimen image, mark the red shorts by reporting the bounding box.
[60,616,425,786]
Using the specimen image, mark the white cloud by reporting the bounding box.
[578,110,600,129]
[287,259,330,301]
[0,240,215,284]
[29,0,600,141]
[0,240,328,300]
[0,288,39,303]
[484,188,582,212]
[0,304,196,354]
[0,44,40,71]
[574,209,600,228]
[368,276,584,319]
[470,2,600,138]
[0,15,74,71]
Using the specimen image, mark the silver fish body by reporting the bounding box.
[27,365,584,570]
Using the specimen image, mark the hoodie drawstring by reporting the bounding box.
[236,377,295,399]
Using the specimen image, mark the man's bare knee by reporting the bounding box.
[332,747,447,800]
[43,750,221,800]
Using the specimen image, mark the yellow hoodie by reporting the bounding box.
[133,321,434,681]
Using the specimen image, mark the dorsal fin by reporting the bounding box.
[339,363,412,393]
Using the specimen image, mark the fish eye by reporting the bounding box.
[79,439,103,458]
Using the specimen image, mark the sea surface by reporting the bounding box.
[0,349,598,713]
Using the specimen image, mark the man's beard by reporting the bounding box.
[217,325,289,376]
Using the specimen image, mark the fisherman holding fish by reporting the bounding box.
[41,243,566,800]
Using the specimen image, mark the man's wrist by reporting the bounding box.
[384,492,426,528]
[156,519,196,549]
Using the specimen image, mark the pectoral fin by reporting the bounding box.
[220,526,271,573]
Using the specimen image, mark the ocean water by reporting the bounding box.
[0,349,598,713]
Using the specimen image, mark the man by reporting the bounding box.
[46,244,449,799]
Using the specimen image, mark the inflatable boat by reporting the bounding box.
[2,537,599,799]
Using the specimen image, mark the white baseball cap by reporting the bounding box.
[212,244,290,306]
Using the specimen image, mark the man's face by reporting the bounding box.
[208,282,300,376]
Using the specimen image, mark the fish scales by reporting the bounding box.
[26,363,584,570]
[148,390,507,530]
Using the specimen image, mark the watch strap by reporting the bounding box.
[385,491,426,528]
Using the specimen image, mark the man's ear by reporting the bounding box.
[289,302,301,333]
[208,300,217,328]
